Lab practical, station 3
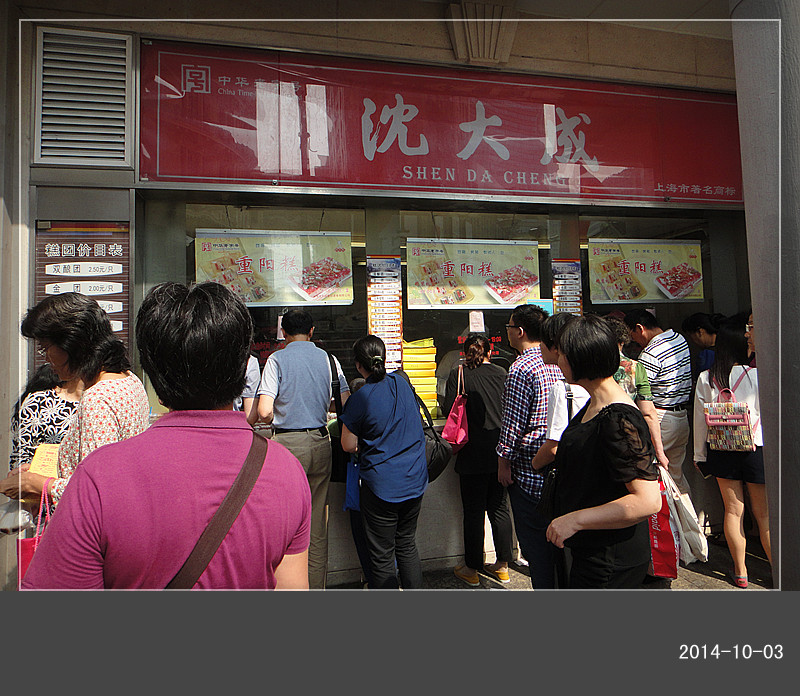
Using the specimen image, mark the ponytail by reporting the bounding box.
[353,335,387,381]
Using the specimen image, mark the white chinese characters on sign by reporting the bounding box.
[44,243,124,257]
[457,101,510,161]
[541,106,599,172]
[361,94,430,161]
[360,95,600,175]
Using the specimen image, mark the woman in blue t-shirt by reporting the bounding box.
[340,335,428,589]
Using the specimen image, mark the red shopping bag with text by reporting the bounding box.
[648,475,680,579]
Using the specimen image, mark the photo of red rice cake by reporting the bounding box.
[289,256,352,300]
[591,257,647,301]
[484,265,540,304]
[654,262,703,299]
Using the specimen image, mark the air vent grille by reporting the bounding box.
[36,29,131,165]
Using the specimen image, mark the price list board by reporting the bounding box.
[551,259,583,315]
[34,222,132,365]
[366,256,403,372]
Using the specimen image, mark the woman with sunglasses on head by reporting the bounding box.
[0,293,149,507]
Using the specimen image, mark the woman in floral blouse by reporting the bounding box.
[9,364,80,471]
[1,293,149,507]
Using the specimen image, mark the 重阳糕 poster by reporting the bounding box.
[406,238,540,309]
[195,229,353,306]
[588,239,703,304]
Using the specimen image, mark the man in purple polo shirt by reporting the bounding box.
[22,282,311,590]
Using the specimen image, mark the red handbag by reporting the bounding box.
[442,364,469,453]
[17,477,54,588]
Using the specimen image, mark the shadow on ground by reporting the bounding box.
[329,533,773,591]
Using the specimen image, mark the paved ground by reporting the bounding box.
[329,533,773,591]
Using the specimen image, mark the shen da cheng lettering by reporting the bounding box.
[148,49,741,203]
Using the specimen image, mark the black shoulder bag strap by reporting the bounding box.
[326,351,343,418]
[397,371,440,439]
[407,376,437,433]
[165,431,268,590]
[565,382,574,421]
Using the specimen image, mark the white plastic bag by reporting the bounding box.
[661,469,708,565]
[0,499,33,535]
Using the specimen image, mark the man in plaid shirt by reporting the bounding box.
[497,305,563,588]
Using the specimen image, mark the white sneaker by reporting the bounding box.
[515,556,529,567]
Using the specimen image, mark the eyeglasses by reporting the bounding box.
[36,343,51,358]
[505,324,521,330]
[745,323,754,332]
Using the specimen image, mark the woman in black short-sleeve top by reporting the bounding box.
[547,315,661,589]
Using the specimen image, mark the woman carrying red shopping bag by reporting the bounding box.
[442,333,512,586]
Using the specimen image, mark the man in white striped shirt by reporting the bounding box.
[625,309,693,497]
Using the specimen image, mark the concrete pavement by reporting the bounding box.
[328,533,774,590]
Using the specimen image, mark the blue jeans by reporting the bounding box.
[508,483,556,589]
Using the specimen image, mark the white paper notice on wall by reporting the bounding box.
[277,314,285,341]
[469,310,485,333]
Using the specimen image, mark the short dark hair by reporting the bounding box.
[556,314,620,382]
[541,312,577,350]
[353,335,386,381]
[20,292,131,383]
[604,315,632,347]
[281,309,313,336]
[624,308,660,331]
[681,312,725,335]
[135,282,253,410]
[511,304,549,342]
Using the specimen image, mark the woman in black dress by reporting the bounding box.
[546,315,661,589]
[443,332,512,586]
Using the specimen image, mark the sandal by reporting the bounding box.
[733,574,748,589]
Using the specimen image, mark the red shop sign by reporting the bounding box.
[140,40,743,206]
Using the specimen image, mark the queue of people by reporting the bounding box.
[2,292,150,508]
[2,287,770,591]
